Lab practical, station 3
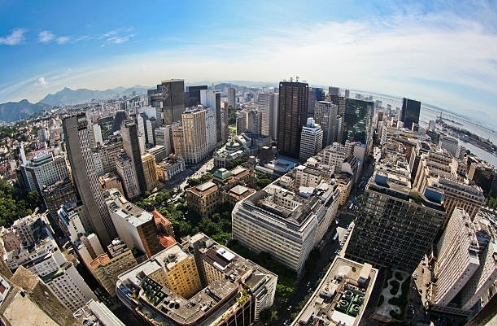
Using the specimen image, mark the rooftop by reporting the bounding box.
[116,233,277,326]
[291,257,378,326]
[105,188,153,227]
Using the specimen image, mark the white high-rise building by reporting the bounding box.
[433,208,480,306]
[205,106,217,152]
[440,136,459,157]
[20,150,69,192]
[92,123,103,147]
[299,118,323,161]
[232,174,340,275]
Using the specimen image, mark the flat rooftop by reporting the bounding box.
[291,257,378,326]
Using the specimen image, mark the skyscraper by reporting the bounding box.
[346,165,445,273]
[258,92,277,139]
[299,117,323,161]
[432,208,480,306]
[400,98,421,130]
[121,120,147,194]
[314,101,338,147]
[307,87,323,117]
[277,81,309,158]
[200,89,223,144]
[63,114,117,247]
[228,87,236,108]
[148,79,185,126]
[342,98,373,146]
[185,85,208,107]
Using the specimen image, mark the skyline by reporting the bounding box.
[1,0,497,127]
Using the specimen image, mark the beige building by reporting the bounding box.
[141,153,158,191]
[116,233,277,326]
[90,239,137,296]
[414,150,484,220]
[175,108,208,165]
[153,244,202,299]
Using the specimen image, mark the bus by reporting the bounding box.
[333,231,339,242]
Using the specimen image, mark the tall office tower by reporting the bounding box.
[205,107,217,152]
[20,150,70,192]
[299,118,323,161]
[247,110,261,134]
[329,86,340,105]
[258,92,275,138]
[106,189,162,258]
[200,89,223,144]
[121,120,146,194]
[277,81,309,158]
[414,151,484,220]
[346,167,446,273]
[432,208,480,306]
[41,177,77,217]
[221,102,229,143]
[271,93,279,140]
[342,98,373,146]
[337,96,346,117]
[98,135,123,174]
[228,87,236,108]
[111,110,128,134]
[458,211,497,310]
[232,174,340,275]
[185,85,208,107]
[63,114,117,247]
[148,79,185,126]
[141,153,158,191]
[236,113,247,135]
[314,101,338,147]
[307,87,323,117]
[90,239,137,296]
[440,136,459,157]
[116,152,141,200]
[172,122,185,156]
[344,89,350,98]
[181,108,208,165]
[400,98,421,130]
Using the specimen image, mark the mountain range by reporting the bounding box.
[0,86,150,122]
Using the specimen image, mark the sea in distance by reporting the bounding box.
[356,91,497,167]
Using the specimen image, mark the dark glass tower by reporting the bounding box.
[185,85,208,107]
[148,79,185,126]
[342,98,373,144]
[400,98,421,130]
[121,120,147,194]
[277,81,309,158]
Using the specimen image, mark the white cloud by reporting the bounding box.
[100,29,135,46]
[0,28,26,45]
[35,77,47,87]
[38,30,55,43]
[56,36,70,44]
[4,11,497,128]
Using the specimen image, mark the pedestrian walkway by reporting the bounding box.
[375,270,410,319]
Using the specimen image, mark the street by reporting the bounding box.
[275,211,355,324]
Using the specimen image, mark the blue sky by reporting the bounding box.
[1,0,497,127]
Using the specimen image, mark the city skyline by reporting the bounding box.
[0,0,497,126]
